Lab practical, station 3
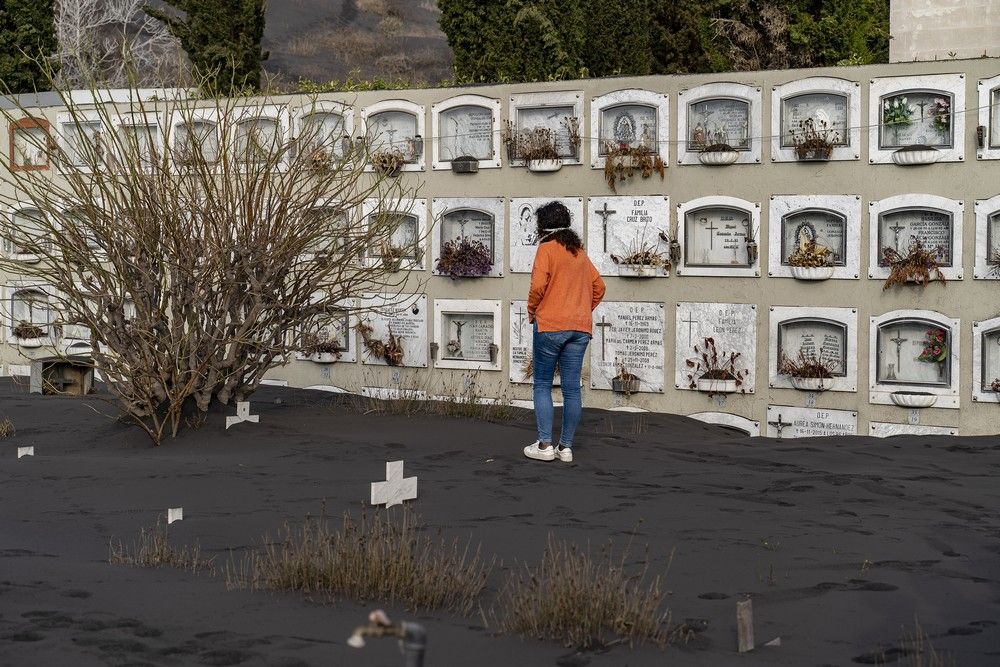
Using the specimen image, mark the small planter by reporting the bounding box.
[890,391,937,408]
[790,376,828,392]
[892,146,941,166]
[791,265,834,281]
[16,337,43,349]
[617,264,660,278]
[746,241,759,265]
[376,164,402,177]
[795,147,832,161]
[699,150,739,166]
[612,376,640,394]
[311,352,340,363]
[450,156,479,174]
[696,378,738,394]
[527,158,563,173]
[13,252,40,264]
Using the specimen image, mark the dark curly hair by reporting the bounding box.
[536,201,582,255]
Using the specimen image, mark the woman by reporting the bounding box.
[524,201,605,463]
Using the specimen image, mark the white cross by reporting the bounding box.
[226,401,259,430]
[17,446,34,459]
[167,507,183,524]
[370,461,418,508]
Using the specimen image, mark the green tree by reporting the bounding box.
[0,0,58,93]
[143,0,267,95]
[583,0,653,77]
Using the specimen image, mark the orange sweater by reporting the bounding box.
[528,241,606,333]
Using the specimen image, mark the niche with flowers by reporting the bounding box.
[362,100,425,172]
[869,74,965,164]
[431,198,504,278]
[770,76,860,162]
[869,310,959,409]
[868,195,963,284]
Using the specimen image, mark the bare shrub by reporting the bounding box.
[109,519,214,573]
[226,508,492,615]
[711,1,792,71]
[871,618,957,667]
[491,533,673,650]
[0,417,14,438]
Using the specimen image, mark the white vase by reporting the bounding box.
[527,158,563,172]
[17,337,43,349]
[696,378,738,394]
[311,352,339,363]
[892,148,940,166]
[699,151,739,166]
[790,377,828,392]
[617,264,660,277]
[890,392,937,408]
[791,266,835,281]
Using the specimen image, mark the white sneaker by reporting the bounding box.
[556,446,573,462]
[524,441,556,461]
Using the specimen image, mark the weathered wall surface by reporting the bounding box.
[4,57,1000,437]
[891,0,1000,62]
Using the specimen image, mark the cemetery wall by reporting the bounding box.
[890,0,1000,62]
[3,57,1000,437]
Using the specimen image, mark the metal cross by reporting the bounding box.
[889,330,908,372]
[595,203,617,252]
[916,99,927,122]
[370,460,418,508]
[888,221,907,252]
[225,401,259,430]
[681,313,698,347]
[703,217,718,250]
[594,316,613,361]
[768,413,793,440]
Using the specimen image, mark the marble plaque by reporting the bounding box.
[440,208,495,263]
[439,105,494,161]
[780,209,847,266]
[442,313,494,362]
[314,311,355,362]
[588,196,670,276]
[870,422,956,437]
[367,110,418,154]
[675,302,757,392]
[780,92,849,147]
[509,198,584,273]
[591,302,665,393]
[599,104,658,152]
[12,125,48,168]
[766,406,857,438]
[875,322,950,386]
[359,294,427,368]
[685,206,753,267]
[688,98,750,149]
[777,319,847,376]
[516,105,577,157]
[509,300,559,385]
[879,91,953,148]
[301,111,346,157]
[878,209,953,265]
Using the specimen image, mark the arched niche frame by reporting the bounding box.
[432,298,502,371]
[293,296,357,365]
[292,100,354,163]
[867,194,963,282]
[868,73,965,164]
[109,111,165,170]
[770,76,860,162]
[973,194,1000,279]
[677,82,761,165]
[869,309,960,409]
[688,412,760,437]
[767,194,861,280]
[507,90,583,166]
[431,94,501,170]
[675,196,760,278]
[972,315,1000,404]
[361,198,428,272]
[55,109,106,172]
[589,89,669,169]
[768,306,858,393]
[230,104,290,169]
[168,107,221,168]
[3,281,54,346]
[430,197,505,278]
[3,204,48,263]
[361,99,426,172]
[977,73,1000,160]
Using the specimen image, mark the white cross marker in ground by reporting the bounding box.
[225,401,259,430]
[370,461,418,508]
[17,446,34,458]
[167,507,184,524]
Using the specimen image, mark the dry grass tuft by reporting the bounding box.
[0,416,14,438]
[491,533,673,650]
[109,520,215,574]
[226,508,493,615]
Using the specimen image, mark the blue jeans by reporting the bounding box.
[533,324,591,447]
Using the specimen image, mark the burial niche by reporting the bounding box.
[598,104,658,153]
[780,209,847,266]
[515,104,578,158]
[875,318,951,387]
[688,98,751,150]
[9,287,50,346]
[437,208,495,277]
[981,325,1000,394]
[438,105,494,162]
[685,206,754,267]
[370,211,419,267]
[777,318,848,377]
[780,92,849,148]
[303,206,347,255]
[367,110,420,161]
[10,119,50,170]
[879,90,953,149]
[302,310,351,363]
[175,119,219,164]
[877,208,953,267]
[6,208,46,261]
[300,110,346,160]
[117,121,160,166]
[61,118,104,166]
[988,211,1000,273]
[234,116,280,163]
[991,87,1000,149]
[442,312,495,362]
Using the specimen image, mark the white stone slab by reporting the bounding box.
[432,94,502,169]
[869,310,960,409]
[868,74,965,164]
[973,195,1000,280]
[768,306,858,393]
[260,379,288,387]
[689,412,761,437]
[17,446,34,458]
[977,74,1000,161]
[361,198,428,271]
[508,90,583,165]
[770,77,861,162]
[972,316,1000,404]
[766,406,857,438]
[677,82,762,165]
[360,99,425,172]
[509,300,561,386]
[167,507,183,524]
[587,196,670,277]
[589,88,669,169]
[370,461,417,508]
[869,422,958,437]
[591,302,665,393]
[360,386,428,401]
[867,195,963,282]
[675,302,757,393]
[509,197,584,274]
[767,195,861,280]
[434,299,502,371]
[675,196,761,278]
[358,294,428,368]
[225,401,259,430]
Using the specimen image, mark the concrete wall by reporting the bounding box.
[891,0,1000,62]
[3,57,1000,436]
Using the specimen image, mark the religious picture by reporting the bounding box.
[367,110,419,160]
[443,313,494,362]
[688,98,751,150]
[777,319,848,376]
[439,105,494,161]
[876,321,951,386]
[599,104,658,153]
[440,209,495,263]
[877,209,953,266]
[781,92,849,148]
[516,105,577,158]
[685,207,753,267]
[515,202,539,247]
[879,91,953,149]
[780,210,847,266]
